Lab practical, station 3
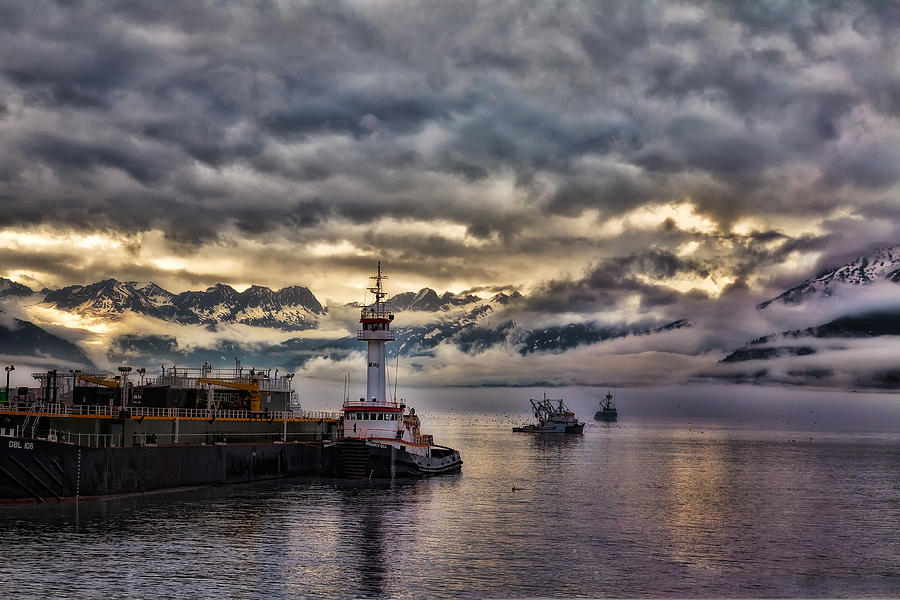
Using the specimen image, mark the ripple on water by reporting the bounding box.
[2,418,900,598]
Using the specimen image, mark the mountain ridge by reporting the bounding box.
[3,242,899,388]
[0,318,95,369]
[717,244,900,388]
[758,245,900,309]
[37,279,325,331]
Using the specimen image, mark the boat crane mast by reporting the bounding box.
[76,374,120,388]
[196,377,262,413]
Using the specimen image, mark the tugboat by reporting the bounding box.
[513,393,585,434]
[322,262,462,478]
[594,390,618,422]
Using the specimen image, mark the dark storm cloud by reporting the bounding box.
[25,134,170,185]
[1,0,899,287]
[723,232,836,284]
[526,249,711,315]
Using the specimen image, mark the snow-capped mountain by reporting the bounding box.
[758,245,900,308]
[388,288,482,312]
[43,279,178,319]
[231,285,324,329]
[40,279,325,330]
[0,278,35,299]
[718,244,900,388]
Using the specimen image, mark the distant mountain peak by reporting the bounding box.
[0,277,34,298]
[490,291,523,305]
[759,244,900,309]
[388,287,500,312]
[38,279,324,330]
[205,283,237,294]
[389,288,442,311]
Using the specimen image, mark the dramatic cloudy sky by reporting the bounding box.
[2,1,900,393]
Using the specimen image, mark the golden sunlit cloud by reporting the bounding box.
[0,229,124,253]
[677,240,700,256]
[26,306,116,335]
[601,201,719,237]
[635,272,734,297]
[309,240,364,257]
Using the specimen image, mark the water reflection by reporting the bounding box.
[332,479,430,598]
[528,432,585,450]
[2,421,900,598]
[663,439,734,573]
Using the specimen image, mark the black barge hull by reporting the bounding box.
[0,437,322,503]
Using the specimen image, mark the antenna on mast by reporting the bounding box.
[368,259,388,304]
[343,373,349,403]
[393,353,400,402]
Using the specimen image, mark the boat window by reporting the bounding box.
[377,413,384,420]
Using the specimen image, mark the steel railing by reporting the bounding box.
[0,402,340,421]
[44,430,336,448]
[341,400,404,409]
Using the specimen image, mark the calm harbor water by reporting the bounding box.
[2,414,900,598]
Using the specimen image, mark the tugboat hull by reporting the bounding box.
[322,438,462,479]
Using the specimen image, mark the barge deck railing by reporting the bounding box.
[0,402,340,421]
[8,429,334,449]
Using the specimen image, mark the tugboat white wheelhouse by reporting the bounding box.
[322,262,463,478]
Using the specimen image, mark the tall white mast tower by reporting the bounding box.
[357,261,395,403]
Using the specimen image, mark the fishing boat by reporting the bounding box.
[513,393,584,434]
[594,390,618,422]
[321,263,463,478]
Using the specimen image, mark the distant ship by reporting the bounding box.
[594,390,618,422]
[513,393,585,434]
[321,262,463,478]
